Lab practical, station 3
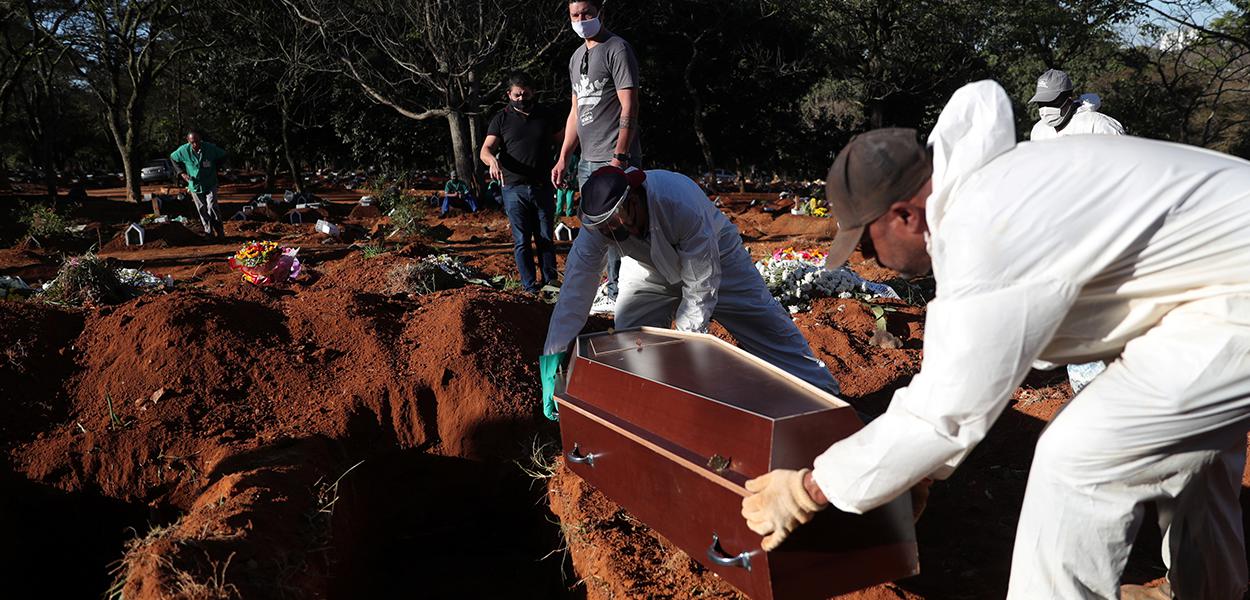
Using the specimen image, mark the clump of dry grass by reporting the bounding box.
[42,253,135,307]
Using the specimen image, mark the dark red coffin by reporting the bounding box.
[555,327,918,600]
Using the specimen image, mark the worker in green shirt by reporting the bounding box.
[441,174,478,217]
[169,129,228,238]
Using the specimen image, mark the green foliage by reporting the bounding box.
[19,203,70,240]
[365,172,429,236]
[360,243,392,259]
[368,172,416,213]
[389,196,427,237]
[3,0,1249,191]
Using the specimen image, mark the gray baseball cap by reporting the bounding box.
[824,128,932,270]
[1028,69,1074,104]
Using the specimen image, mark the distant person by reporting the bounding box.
[1028,69,1124,140]
[169,129,227,238]
[480,71,563,294]
[441,174,478,217]
[551,0,643,313]
[1027,69,1126,395]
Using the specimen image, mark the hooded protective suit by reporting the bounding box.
[811,81,1250,598]
[543,169,839,394]
[1030,95,1125,140]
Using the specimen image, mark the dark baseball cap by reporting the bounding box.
[579,166,646,228]
[824,128,932,270]
[1028,69,1073,104]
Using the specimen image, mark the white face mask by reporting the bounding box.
[1038,103,1072,127]
[571,17,601,39]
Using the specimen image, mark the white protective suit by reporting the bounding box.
[543,169,839,395]
[1030,96,1125,140]
[811,81,1250,598]
[1035,93,1126,394]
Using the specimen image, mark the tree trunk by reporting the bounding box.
[263,154,278,193]
[107,101,145,207]
[280,103,302,193]
[41,142,57,202]
[683,37,716,186]
[446,110,477,193]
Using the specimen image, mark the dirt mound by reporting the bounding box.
[349,204,382,219]
[3,279,582,598]
[794,297,924,401]
[224,220,308,239]
[101,222,204,252]
[547,459,921,600]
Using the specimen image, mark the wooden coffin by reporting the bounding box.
[555,327,918,600]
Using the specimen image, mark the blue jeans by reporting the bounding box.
[502,184,558,292]
[441,193,478,215]
[577,158,639,297]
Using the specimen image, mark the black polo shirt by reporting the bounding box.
[486,103,560,187]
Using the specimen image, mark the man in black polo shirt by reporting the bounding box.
[481,72,563,293]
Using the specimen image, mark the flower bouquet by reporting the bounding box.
[228,240,302,286]
[755,246,898,313]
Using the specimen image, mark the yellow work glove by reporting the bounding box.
[740,468,825,551]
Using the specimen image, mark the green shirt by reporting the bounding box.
[170,142,227,194]
[444,179,470,195]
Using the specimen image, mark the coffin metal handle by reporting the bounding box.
[706,533,752,571]
[566,444,597,467]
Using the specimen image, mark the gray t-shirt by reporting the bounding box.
[568,33,643,163]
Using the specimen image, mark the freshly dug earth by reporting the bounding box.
[0,282,583,598]
[0,185,1236,599]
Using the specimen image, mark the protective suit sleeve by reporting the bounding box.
[672,211,721,333]
[1090,113,1125,136]
[542,231,609,355]
[811,278,1079,514]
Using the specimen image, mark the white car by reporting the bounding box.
[140,159,176,183]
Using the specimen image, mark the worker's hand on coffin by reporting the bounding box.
[741,468,826,551]
[539,351,568,421]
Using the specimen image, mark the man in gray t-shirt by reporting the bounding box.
[553,0,642,184]
[567,36,642,167]
[552,0,642,309]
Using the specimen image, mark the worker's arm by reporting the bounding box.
[612,87,639,167]
[543,230,610,355]
[169,149,190,183]
[480,134,503,182]
[607,40,641,167]
[1092,113,1126,136]
[670,202,721,333]
[551,95,582,187]
[811,278,1079,514]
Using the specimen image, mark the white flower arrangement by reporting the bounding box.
[755,247,898,313]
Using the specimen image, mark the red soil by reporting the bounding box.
[100,222,206,252]
[0,184,1228,599]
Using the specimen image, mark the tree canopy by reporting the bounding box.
[1,0,1247,195]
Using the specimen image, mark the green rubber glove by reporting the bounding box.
[540,351,567,421]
